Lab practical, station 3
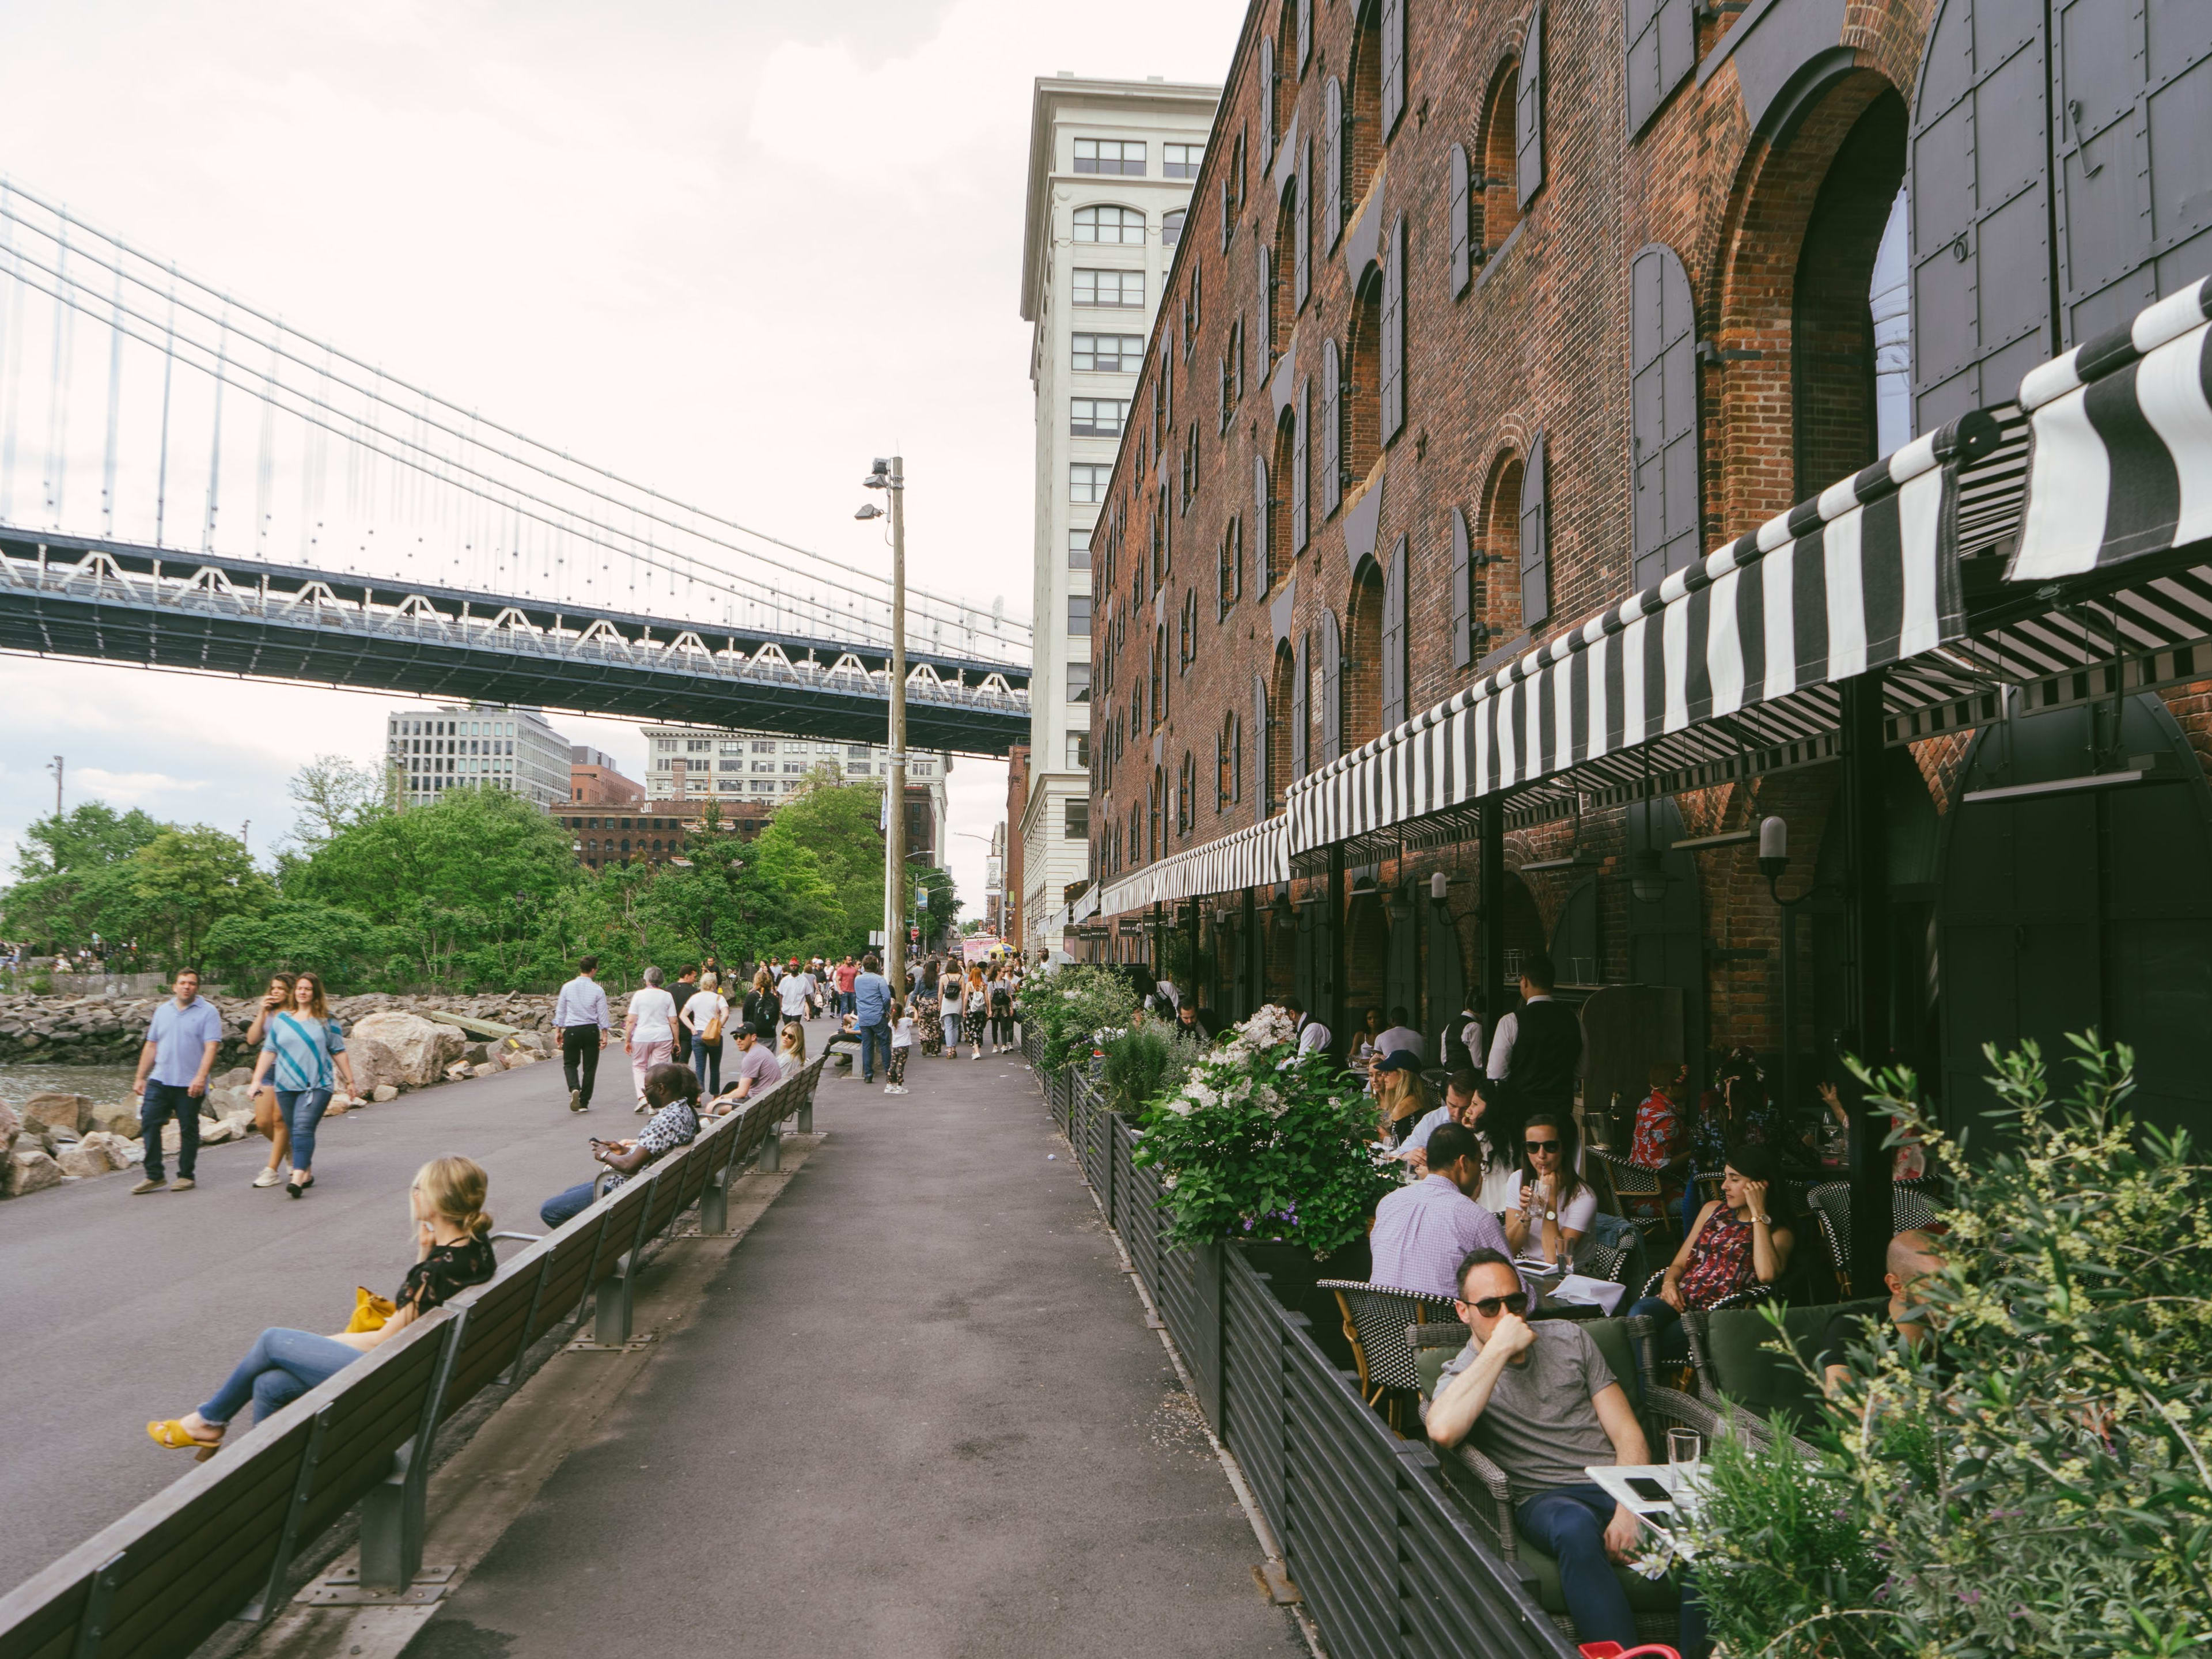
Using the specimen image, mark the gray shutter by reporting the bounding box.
[1253,673,1270,819]
[1293,378,1310,552]
[1449,506,1474,669]
[1298,0,1312,71]
[1382,536,1408,730]
[1257,240,1274,365]
[1382,0,1406,139]
[1291,631,1310,779]
[1517,2,1546,209]
[1294,139,1311,308]
[1219,177,1232,252]
[1260,35,1277,165]
[1322,77,1344,249]
[1630,243,1699,590]
[1320,337,1342,518]
[1448,143,1472,296]
[1625,0,1695,138]
[1319,608,1343,767]
[1910,0,2054,428]
[1380,215,1406,444]
[1214,731,1224,812]
[1253,452,1271,594]
[2052,0,2212,347]
[1519,431,1550,630]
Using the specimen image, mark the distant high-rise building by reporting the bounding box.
[1019,73,1219,959]
[385,704,571,808]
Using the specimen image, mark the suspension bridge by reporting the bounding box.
[0,180,1030,753]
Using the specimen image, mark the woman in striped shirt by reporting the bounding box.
[248,972,357,1198]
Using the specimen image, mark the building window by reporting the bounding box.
[718,759,743,772]
[1073,268,1144,308]
[1162,208,1185,247]
[751,780,775,793]
[686,738,711,752]
[783,761,806,774]
[1068,664,1092,703]
[1073,204,1145,244]
[1070,464,1112,503]
[750,740,775,752]
[1068,527,1092,569]
[1070,398,1128,437]
[751,760,775,774]
[1069,595,1093,636]
[1073,332,1144,373]
[1065,800,1090,839]
[1074,138,1146,176]
[1164,142,1202,179]
[1067,733,1090,769]
[1179,589,1197,668]
[847,744,870,759]
[1177,752,1195,834]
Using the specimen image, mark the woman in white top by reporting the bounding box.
[681,971,730,1097]
[1501,1112,1599,1267]
[623,967,679,1113]
[885,998,915,1094]
[775,1020,806,1078]
[937,965,964,1056]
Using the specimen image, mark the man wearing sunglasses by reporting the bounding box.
[1427,1248,1653,1647]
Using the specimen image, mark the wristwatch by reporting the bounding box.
[1545,1209,1558,1221]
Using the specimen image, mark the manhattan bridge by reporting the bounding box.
[0,179,1029,754]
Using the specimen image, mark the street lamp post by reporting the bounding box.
[862,456,909,998]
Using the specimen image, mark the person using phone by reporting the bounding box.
[538,1063,700,1229]
[1425,1249,1656,1649]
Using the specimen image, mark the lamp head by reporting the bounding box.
[1630,847,1667,906]
[1430,871,1449,902]
[854,503,884,520]
[1757,815,1789,884]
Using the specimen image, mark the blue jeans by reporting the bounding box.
[198,1327,359,1425]
[859,1021,891,1082]
[139,1081,200,1181]
[278,1088,332,1173]
[1516,1484,1635,1645]
[692,1036,722,1095]
[839,990,857,1017]
[541,1180,598,1230]
[1627,1295,1691,1365]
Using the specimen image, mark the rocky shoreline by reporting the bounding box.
[1,991,564,1200]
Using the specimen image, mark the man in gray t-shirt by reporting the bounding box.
[1425,1250,1650,1648]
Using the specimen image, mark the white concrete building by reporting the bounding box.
[639,724,951,869]
[385,704,571,808]
[1018,72,1219,959]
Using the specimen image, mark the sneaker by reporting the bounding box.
[569,1089,583,1112]
[634,1100,649,1114]
[252,1168,282,1188]
[131,1177,166,1195]
[173,1178,196,1192]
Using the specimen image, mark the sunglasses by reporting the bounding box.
[1523,1138,1560,1153]
[1456,1291,1531,1317]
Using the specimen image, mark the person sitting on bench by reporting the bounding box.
[540,1063,700,1228]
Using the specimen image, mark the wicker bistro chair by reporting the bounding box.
[1321,1280,1457,1428]
[1680,1297,1884,1460]
[1588,1148,1677,1252]
[1408,1315,1691,1643]
[1806,1179,1949,1296]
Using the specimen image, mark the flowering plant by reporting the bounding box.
[1022,965,1138,1073]
[1131,1004,1400,1256]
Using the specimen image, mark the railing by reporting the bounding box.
[1024,1030,1577,1659]
[0,1056,825,1656]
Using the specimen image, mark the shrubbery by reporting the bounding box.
[1020,965,1139,1074]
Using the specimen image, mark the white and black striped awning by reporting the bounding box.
[1095,816,1291,918]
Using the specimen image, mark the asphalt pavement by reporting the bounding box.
[411,1041,1302,1658]
[0,1026,729,1592]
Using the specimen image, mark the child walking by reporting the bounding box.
[885,997,914,1094]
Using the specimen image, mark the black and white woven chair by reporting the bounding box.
[1588,1148,1676,1251]
[1320,1279,1456,1425]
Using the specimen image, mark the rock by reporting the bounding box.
[220,1110,257,1138]
[217,1066,255,1089]
[461,1041,492,1066]
[350,1014,465,1088]
[371,1085,399,1103]
[87,1102,141,1137]
[470,1062,499,1079]
[324,1096,350,1116]
[57,1143,115,1179]
[344,1032,404,1096]
[496,1047,533,1070]
[3,1147,61,1196]
[200,1119,238,1145]
[442,1062,472,1082]
[0,1100,20,1149]
[22,1092,92,1135]
[78,1130,137,1171]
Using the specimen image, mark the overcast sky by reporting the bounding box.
[0,0,1240,922]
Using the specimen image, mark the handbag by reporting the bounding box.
[345,1286,396,1332]
[700,998,725,1044]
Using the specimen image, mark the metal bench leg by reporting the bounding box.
[756,1122,782,1172]
[796,1095,813,1134]
[699,1169,729,1236]
[593,1252,634,1345]
[358,1438,426,1592]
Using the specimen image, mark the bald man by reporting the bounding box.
[1820,1228,1948,1392]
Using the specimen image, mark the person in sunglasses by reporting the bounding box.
[1426,1248,1653,1649]
[1366,1123,1510,1300]
[1501,1113,1597,1268]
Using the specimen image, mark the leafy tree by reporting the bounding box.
[203,899,399,988]
[775,777,889,953]
[1,802,169,953]
[285,753,395,851]
[11,801,166,878]
[125,827,273,968]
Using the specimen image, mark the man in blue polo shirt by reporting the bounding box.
[853,953,892,1084]
[131,968,225,1194]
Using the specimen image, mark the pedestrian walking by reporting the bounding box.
[916,963,943,1058]
[245,974,295,1187]
[743,965,776,1037]
[833,955,859,1018]
[853,953,892,1084]
[131,967,225,1193]
[552,956,612,1112]
[668,964,700,1066]
[623,967,678,1112]
[247,971,357,1198]
[884,997,914,1094]
[777,961,814,1027]
[988,970,1016,1054]
[938,962,964,1056]
[963,965,989,1060]
[683,969,728,1096]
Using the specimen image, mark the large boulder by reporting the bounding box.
[21,1092,92,1135]
[77,1130,138,1171]
[3,1147,61,1197]
[56,1142,116,1179]
[86,1101,142,1137]
[349,1014,464,1088]
[0,1100,20,1150]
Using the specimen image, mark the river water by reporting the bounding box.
[0,1060,142,1109]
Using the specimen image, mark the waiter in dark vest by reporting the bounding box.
[1484,959,1582,1119]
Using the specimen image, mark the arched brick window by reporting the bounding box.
[1480,450,1527,643]
[1271,411,1297,584]
[1343,561,1385,753]
[1346,2,1382,211]
[1480,60,1521,253]
[1319,336,1342,519]
[1344,268,1384,484]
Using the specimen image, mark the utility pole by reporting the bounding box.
[47,755,63,819]
[862,455,910,998]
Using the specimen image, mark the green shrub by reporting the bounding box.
[1099,1020,1205,1117]
[1021,965,1138,1074]
[1669,1035,2212,1659]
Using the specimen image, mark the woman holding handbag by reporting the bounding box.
[683,969,729,1095]
[146,1157,496,1456]
[247,971,356,1198]
[244,973,294,1189]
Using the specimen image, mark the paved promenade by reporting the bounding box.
[412,1046,1302,1658]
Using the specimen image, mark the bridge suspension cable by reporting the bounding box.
[0,176,1028,664]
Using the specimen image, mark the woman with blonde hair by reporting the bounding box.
[682,969,729,1097]
[775,1018,807,1078]
[244,972,294,1189]
[147,1157,496,1456]
[247,970,357,1198]
[1372,1054,1433,1146]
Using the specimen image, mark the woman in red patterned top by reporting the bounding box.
[1626,1142,1794,1367]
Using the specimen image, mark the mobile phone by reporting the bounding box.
[1624,1476,1672,1503]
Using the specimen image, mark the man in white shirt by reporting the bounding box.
[778,965,815,1024]
[1486,961,1583,1117]
[1376,1006,1425,1060]
[623,966,679,1113]
[552,955,613,1113]
[1285,997,1331,1058]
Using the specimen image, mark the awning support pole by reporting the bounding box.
[1480,796,1506,1051]
[1839,672,1892,1296]
[1242,885,1259,1023]
[1327,843,1347,1055]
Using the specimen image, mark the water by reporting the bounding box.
[0,1060,142,1110]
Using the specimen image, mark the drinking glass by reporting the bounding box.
[1666,1426,1703,1480]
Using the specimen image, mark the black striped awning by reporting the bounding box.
[1095,817,1291,918]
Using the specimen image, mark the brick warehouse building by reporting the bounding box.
[1078,0,2212,1206]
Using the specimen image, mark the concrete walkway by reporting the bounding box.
[412,1045,1303,1659]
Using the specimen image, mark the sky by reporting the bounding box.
[0,0,1243,921]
